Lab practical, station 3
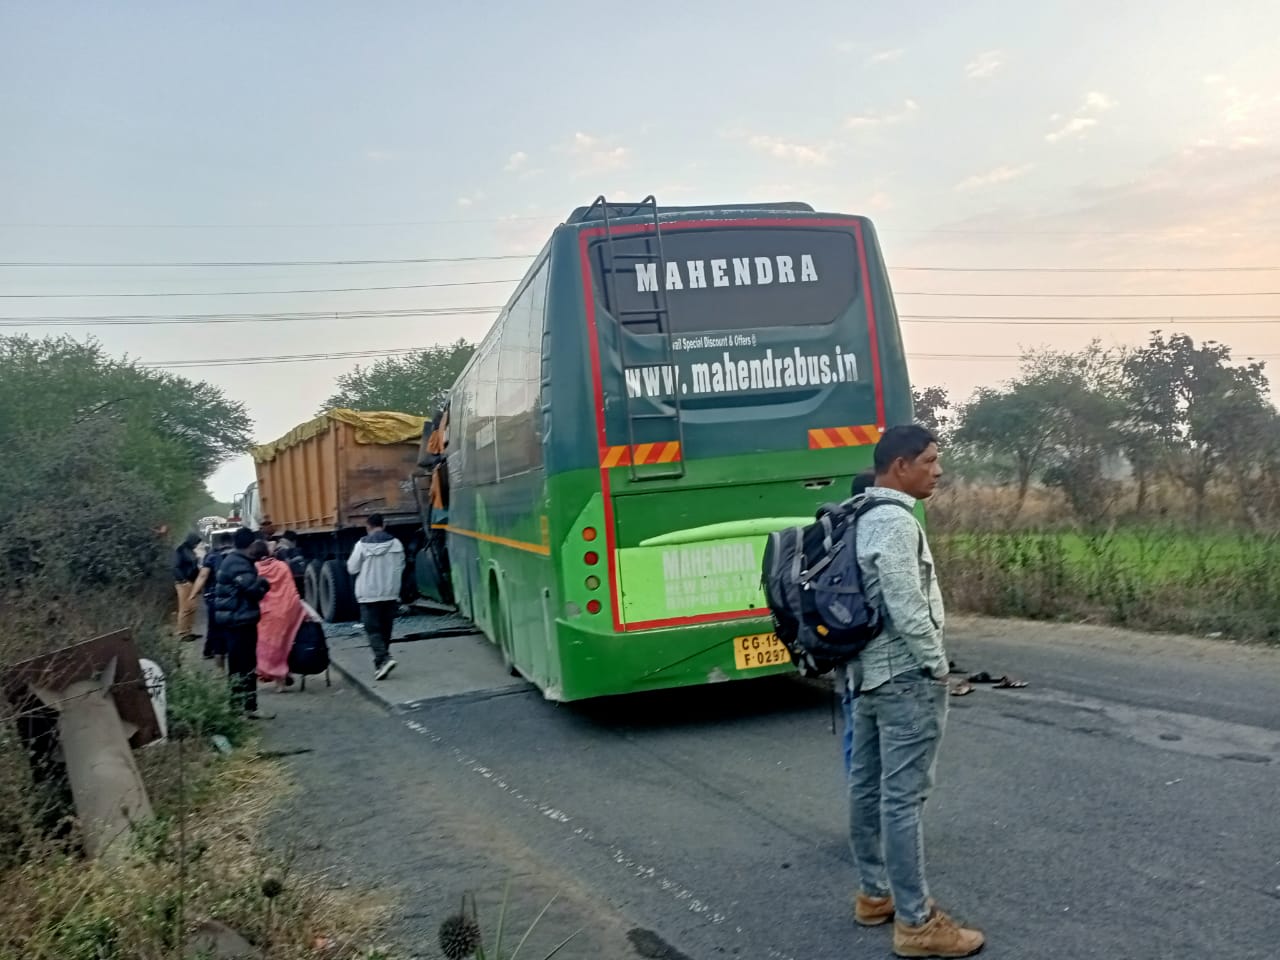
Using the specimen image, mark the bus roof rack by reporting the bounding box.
[566,200,815,224]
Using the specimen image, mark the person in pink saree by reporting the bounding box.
[255,553,305,691]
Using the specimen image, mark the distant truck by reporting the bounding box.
[249,409,427,622]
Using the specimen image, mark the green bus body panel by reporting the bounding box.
[443,206,915,701]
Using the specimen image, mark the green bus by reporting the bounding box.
[417,198,914,701]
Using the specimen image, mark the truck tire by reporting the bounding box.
[319,559,357,623]
[303,561,323,612]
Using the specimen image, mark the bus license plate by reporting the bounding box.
[733,633,790,670]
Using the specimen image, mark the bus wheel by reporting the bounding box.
[303,560,323,611]
[488,574,519,677]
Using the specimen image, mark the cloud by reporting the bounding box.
[747,134,830,166]
[503,151,528,173]
[1045,117,1099,143]
[846,98,919,129]
[957,163,1034,191]
[456,189,485,208]
[867,47,905,66]
[566,132,629,176]
[1083,91,1116,112]
[932,141,1280,256]
[1045,91,1115,143]
[965,50,1004,80]
[363,149,395,162]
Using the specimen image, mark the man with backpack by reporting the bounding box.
[347,513,405,681]
[845,426,983,957]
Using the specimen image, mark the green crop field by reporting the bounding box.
[933,527,1280,642]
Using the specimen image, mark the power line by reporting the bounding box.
[5,219,1278,238]
[0,306,504,327]
[897,289,1280,298]
[3,255,1279,272]
[7,284,1280,301]
[144,346,1280,370]
[0,216,549,229]
[0,277,525,299]
[142,347,426,368]
[0,254,534,268]
[8,308,1280,329]
[899,315,1280,326]
[895,265,1280,274]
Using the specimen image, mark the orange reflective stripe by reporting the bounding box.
[601,446,629,468]
[807,424,881,449]
[600,441,685,467]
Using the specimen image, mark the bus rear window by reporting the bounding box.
[589,227,858,334]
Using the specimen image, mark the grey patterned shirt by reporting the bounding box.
[844,486,948,692]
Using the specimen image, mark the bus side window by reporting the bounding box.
[496,261,549,478]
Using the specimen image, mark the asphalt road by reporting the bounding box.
[263,617,1280,960]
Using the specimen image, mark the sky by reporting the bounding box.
[2,0,1279,500]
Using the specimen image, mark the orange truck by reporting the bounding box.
[250,409,428,622]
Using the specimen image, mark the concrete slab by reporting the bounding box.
[324,612,532,711]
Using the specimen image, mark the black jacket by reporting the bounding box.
[213,549,270,627]
[173,534,201,583]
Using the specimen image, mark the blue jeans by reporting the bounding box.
[837,670,855,779]
[848,670,949,926]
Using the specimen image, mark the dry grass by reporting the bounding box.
[1,568,399,959]
[0,740,394,960]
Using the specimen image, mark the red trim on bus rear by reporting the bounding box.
[577,214,877,635]
[578,231,625,631]
[623,608,763,631]
[853,221,886,429]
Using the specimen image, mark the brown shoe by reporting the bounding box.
[853,892,894,926]
[893,909,984,958]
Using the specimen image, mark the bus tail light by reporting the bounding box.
[583,526,597,542]
[586,599,602,615]
[584,550,599,566]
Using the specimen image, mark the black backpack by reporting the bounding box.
[288,620,331,689]
[760,496,917,677]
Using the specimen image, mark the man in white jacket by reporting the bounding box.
[346,513,406,680]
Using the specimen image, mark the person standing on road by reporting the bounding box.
[172,531,203,641]
[214,527,273,719]
[193,531,234,670]
[846,426,984,958]
[255,546,305,692]
[275,530,307,595]
[347,513,405,681]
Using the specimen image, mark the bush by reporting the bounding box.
[166,667,248,746]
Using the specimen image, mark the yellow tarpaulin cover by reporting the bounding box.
[251,408,427,463]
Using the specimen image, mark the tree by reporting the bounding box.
[911,386,951,437]
[0,335,253,635]
[0,336,251,513]
[952,343,1126,520]
[953,384,1056,516]
[321,339,475,416]
[1123,333,1274,526]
